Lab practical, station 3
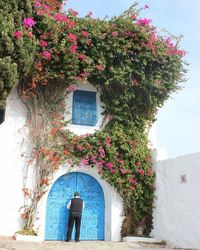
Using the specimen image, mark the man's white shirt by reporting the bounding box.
[67,196,85,209]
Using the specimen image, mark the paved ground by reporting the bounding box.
[0,237,187,250]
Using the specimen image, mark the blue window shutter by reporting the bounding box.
[72,90,97,126]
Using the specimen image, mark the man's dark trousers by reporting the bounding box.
[66,212,82,241]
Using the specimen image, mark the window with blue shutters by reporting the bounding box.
[72,90,97,126]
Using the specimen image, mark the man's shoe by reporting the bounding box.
[75,240,80,242]
[65,239,71,242]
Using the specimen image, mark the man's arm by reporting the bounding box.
[67,200,71,209]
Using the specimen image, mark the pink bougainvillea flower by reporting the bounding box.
[165,37,171,44]
[66,19,75,29]
[78,71,90,79]
[105,137,111,147]
[129,176,138,185]
[133,33,139,41]
[137,18,152,26]
[34,2,50,15]
[137,169,145,175]
[117,159,125,166]
[81,31,90,37]
[31,83,37,89]
[120,169,127,174]
[54,13,68,23]
[150,32,156,43]
[96,160,105,168]
[81,159,89,166]
[130,13,137,20]
[91,155,98,164]
[78,54,87,61]
[13,31,23,39]
[111,169,116,173]
[66,84,77,92]
[63,150,70,155]
[86,39,92,45]
[111,31,119,37]
[125,31,132,37]
[132,79,140,86]
[27,31,33,37]
[69,45,78,54]
[33,0,40,8]
[135,161,141,167]
[105,162,113,169]
[147,168,154,177]
[43,50,51,60]
[145,155,151,161]
[178,50,186,56]
[66,33,77,43]
[98,147,105,158]
[68,8,79,16]
[39,40,48,47]
[77,145,84,151]
[167,42,174,50]
[94,64,105,71]
[106,114,113,121]
[75,76,82,81]
[122,169,131,174]
[23,17,36,28]
[155,79,162,86]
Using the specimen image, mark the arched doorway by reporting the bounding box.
[45,172,105,240]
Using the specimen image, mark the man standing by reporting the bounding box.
[66,192,84,242]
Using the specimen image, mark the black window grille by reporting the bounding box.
[0,110,5,125]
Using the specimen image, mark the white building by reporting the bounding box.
[0,86,200,249]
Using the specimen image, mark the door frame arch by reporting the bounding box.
[35,165,123,241]
[45,171,105,240]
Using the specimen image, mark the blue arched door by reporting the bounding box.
[45,172,105,240]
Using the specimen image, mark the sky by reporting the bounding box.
[64,0,200,158]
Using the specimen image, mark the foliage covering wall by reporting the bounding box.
[0,0,186,236]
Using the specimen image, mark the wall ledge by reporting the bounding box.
[15,233,43,242]
[123,236,162,244]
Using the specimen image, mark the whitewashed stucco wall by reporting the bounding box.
[0,88,27,235]
[152,152,200,249]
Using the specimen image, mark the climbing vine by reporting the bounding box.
[20,80,155,236]
[1,0,186,236]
